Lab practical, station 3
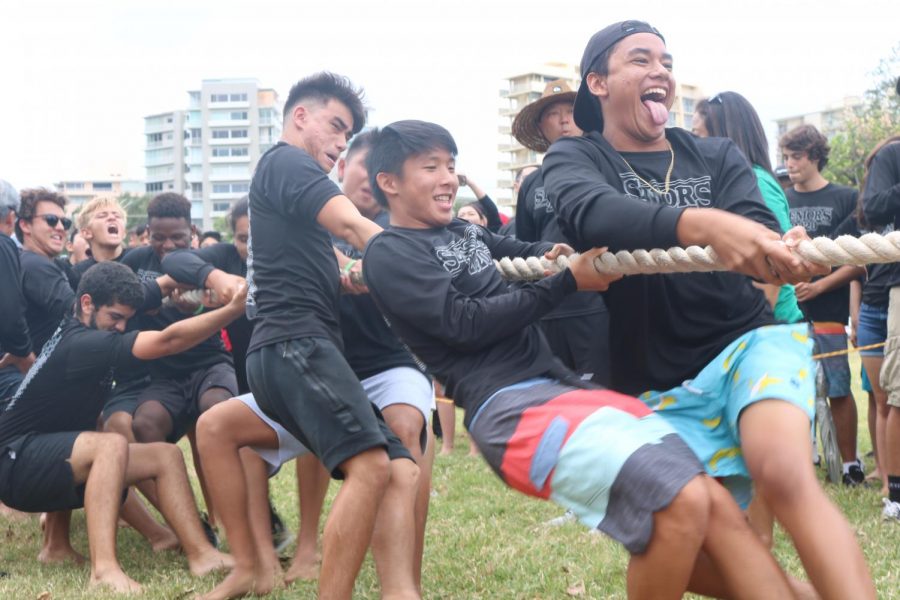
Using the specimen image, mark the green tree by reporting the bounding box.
[212,215,233,242]
[118,192,153,228]
[824,45,900,188]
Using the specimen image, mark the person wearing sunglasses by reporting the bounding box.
[14,188,75,357]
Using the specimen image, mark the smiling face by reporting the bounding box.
[378,147,459,229]
[587,32,674,147]
[294,99,354,173]
[148,216,192,260]
[21,200,68,258]
[83,205,125,250]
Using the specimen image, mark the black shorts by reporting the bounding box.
[101,376,151,421]
[540,311,611,386]
[247,337,412,478]
[0,432,86,512]
[136,362,238,441]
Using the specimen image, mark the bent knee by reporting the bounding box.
[103,412,132,435]
[658,476,711,536]
[343,448,392,487]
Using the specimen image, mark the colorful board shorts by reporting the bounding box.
[640,323,816,507]
[468,379,703,554]
[810,322,852,397]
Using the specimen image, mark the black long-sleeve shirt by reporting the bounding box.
[0,234,31,357]
[862,142,900,290]
[20,250,75,353]
[364,219,576,424]
[543,129,777,394]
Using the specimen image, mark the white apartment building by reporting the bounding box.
[144,79,282,229]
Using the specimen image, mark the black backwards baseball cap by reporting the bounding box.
[573,20,665,133]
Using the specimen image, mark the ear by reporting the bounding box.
[81,226,94,242]
[18,217,32,237]
[79,293,94,318]
[291,103,309,129]
[586,72,609,100]
[375,172,398,200]
[337,157,347,182]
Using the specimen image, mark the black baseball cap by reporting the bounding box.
[573,20,665,132]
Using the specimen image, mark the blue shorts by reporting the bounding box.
[858,303,888,357]
[811,323,852,398]
[861,367,872,393]
[640,323,815,507]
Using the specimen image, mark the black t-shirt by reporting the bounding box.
[333,210,422,381]
[514,166,607,320]
[862,142,900,290]
[364,219,577,425]
[0,234,31,357]
[786,183,858,322]
[122,246,231,378]
[20,250,76,354]
[246,142,344,353]
[0,316,141,446]
[162,243,252,393]
[70,248,130,290]
[543,129,777,395]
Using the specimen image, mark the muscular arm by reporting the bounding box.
[317,194,383,252]
[131,283,246,360]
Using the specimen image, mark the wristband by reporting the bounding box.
[342,259,358,275]
[194,304,205,316]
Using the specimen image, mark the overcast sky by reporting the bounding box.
[2,0,897,197]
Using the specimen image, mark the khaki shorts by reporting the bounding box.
[880,287,900,407]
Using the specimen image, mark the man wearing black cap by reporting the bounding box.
[544,20,873,598]
[512,79,610,385]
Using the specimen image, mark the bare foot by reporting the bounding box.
[189,549,234,577]
[252,562,283,596]
[38,544,86,565]
[439,447,453,456]
[90,568,143,595]
[196,568,255,600]
[284,551,319,583]
[149,530,180,553]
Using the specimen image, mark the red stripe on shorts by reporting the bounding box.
[499,388,652,499]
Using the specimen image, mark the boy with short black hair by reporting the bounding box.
[781,123,866,485]
[363,119,800,598]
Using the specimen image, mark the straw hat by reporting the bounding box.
[511,79,577,153]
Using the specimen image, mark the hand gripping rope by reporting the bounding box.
[493,232,900,281]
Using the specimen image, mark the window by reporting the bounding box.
[233,182,249,193]
[212,130,230,139]
[146,182,163,192]
[230,93,248,102]
[231,129,248,138]
[93,182,113,191]
[230,111,248,120]
[213,183,230,194]
[213,202,231,212]
[211,93,229,103]
[212,182,250,194]
[191,182,203,193]
[212,148,229,157]
[65,182,85,190]
[148,132,163,143]
[232,147,248,156]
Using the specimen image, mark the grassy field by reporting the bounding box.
[1,354,898,599]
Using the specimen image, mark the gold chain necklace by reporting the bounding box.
[620,141,675,195]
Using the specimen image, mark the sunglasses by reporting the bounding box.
[34,214,73,230]
[709,94,724,105]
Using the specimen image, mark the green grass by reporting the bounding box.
[2,352,898,598]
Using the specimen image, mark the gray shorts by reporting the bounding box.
[236,393,309,476]
[882,287,900,407]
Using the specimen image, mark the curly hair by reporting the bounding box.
[16,187,67,242]
[779,124,830,171]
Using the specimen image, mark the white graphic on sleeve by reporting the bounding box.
[245,202,258,318]
[4,324,64,411]
[619,173,713,208]
[433,225,493,277]
[532,187,553,214]
[789,206,833,233]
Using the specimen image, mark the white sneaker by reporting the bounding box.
[544,510,577,527]
[882,498,900,521]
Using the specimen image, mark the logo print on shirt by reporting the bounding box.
[433,225,493,277]
[789,206,833,233]
[532,187,553,214]
[136,268,162,282]
[619,173,713,208]
[5,324,64,412]
[245,202,258,317]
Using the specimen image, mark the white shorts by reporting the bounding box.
[236,393,309,476]
[362,366,434,424]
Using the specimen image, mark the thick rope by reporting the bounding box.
[495,232,900,281]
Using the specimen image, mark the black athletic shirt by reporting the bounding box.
[862,142,900,291]
[162,243,252,392]
[122,246,231,378]
[786,183,858,323]
[0,234,31,357]
[20,250,76,354]
[70,248,130,290]
[333,210,422,381]
[0,316,141,447]
[514,166,607,320]
[246,142,344,353]
[364,219,576,425]
[543,128,777,395]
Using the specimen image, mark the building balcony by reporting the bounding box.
[209,155,250,163]
[209,172,250,182]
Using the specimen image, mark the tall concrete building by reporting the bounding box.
[774,96,864,142]
[55,176,145,213]
[144,78,282,229]
[497,64,703,208]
